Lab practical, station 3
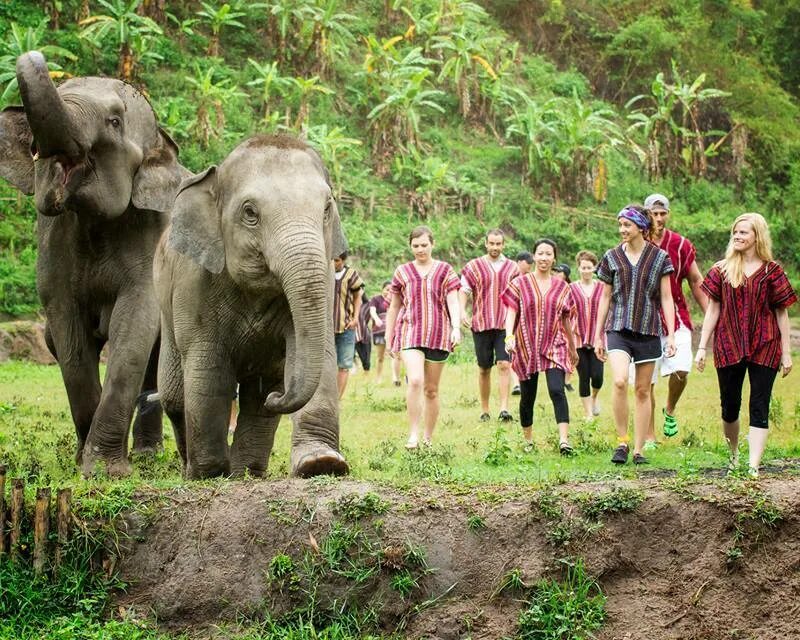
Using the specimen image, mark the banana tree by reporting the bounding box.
[185,64,247,147]
[246,58,294,121]
[305,123,363,193]
[290,75,334,129]
[195,1,248,57]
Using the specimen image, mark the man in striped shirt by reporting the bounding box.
[459,229,519,422]
[333,252,364,399]
[644,193,708,442]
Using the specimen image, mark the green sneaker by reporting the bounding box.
[662,408,678,437]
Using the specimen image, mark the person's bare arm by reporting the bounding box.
[687,260,709,314]
[504,308,518,352]
[694,299,720,373]
[660,275,676,357]
[459,289,471,329]
[562,313,578,366]
[447,289,462,345]
[776,307,793,377]
[594,283,612,362]
[385,293,401,356]
[369,304,382,327]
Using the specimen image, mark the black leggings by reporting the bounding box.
[576,347,604,397]
[716,360,778,429]
[519,368,569,427]
[355,341,371,371]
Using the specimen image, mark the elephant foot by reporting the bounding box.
[292,446,349,478]
[131,443,164,456]
[81,445,133,478]
[186,458,230,480]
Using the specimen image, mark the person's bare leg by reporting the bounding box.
[747,426,768,474]
[401,350,426,445]
[422,360,447,442]
[229,400,237,431]
[522,426,533,445]
[558,422,569,445]
[375,344,386,383]
[591,387,601,415]
[634,363,656,456]
[666,371,688,415]
[608,352,632,443]
[392,356,402,385]
[645,383,656,442]
[337,369,349,399]
[478,367,491,414]
[497,360,511,413]
[724,419,740,465]
[581,395,594,419]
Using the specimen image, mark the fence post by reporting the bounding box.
[0,465,6,556]
[9,478,24,561]
[34,487,51,576]
[55,488,72,571]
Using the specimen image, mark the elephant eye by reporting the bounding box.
[323,199,332,223]
[242,203,260,227]
[108,116,121,129]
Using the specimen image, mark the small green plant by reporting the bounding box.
[390,569,418,597]
[581,486,644,521]
[333,492,391,521]
[725,545,744,568]
[544,520,572,547]
[397,444,454,482]
[793,400,800,431]
[269,553,295,580]
[516,558,606,640]
[769,397,784,427]
[532,488,563,521]
[493,567,527,597]
[484,425,512,466]
[467,512,486,532]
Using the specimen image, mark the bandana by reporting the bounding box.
[617,206,650,230]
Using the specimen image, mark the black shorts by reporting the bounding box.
[373,334,386,346]
[606,330,661,364]
[473,329,510,369]
[402,347,449,363]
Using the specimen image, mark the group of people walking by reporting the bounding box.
[332,195,796,477]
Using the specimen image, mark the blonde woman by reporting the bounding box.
[695,213,796,477]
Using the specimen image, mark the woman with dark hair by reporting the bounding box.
[695,213,796,477]
[595,204,676,465]
[571,250,605,419]
[385,226,461,448]
[368,280,394,384]
[503,238,579,454]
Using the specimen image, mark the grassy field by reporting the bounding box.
[2,349,799,489]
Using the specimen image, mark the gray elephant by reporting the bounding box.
[0,52,187,476]
[154,134,349,479]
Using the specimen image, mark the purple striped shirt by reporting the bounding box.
[460,256,519,331]
[569,281,603,347]
[390,261,460,352]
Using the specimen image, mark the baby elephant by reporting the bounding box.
[154,135,349,479]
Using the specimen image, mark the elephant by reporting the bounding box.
[154,134,349,479]
[0,51,187,476]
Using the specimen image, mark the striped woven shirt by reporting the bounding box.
[333,265,364,334]
[460,256,519,332]
[368,294,389,337]
[502,275,576,379]
[390,260,461,352]
[569,280,603,347]
[653,229,698,330]
[702,261,797,369]
[596,243,674,337]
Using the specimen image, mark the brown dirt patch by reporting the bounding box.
[0,320,55,364]
[115,476,800,639]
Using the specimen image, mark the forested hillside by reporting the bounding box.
[1,0,799,315]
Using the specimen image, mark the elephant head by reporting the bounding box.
[168,135,348,415]
[0,51,184,217]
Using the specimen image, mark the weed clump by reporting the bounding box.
[483,426,513,466]
[580,486,644,521]
[332,492,391,521]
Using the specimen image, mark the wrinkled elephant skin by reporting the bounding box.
[154,134,349,479]
[0,52,187,476]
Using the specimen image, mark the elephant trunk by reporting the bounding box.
[16,51,81,159]
[263,236,331,415]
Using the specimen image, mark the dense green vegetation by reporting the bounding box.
[1,0,799,315]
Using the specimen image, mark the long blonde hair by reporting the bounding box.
[720,213,773,287]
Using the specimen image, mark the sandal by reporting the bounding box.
[405,437,419,450]
[559,441,575,457]
[522,441,534,453]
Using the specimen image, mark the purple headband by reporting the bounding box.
[617,206,650,230]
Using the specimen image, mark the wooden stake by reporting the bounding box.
[34,487,51,576]
[9,478,24,561]
[0,464,6,556]
[55,488,72,571]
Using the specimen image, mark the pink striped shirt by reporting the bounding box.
[569,281,603,347]
[652,229,697,330]
[460,256,519,332]
[390,260,461,352]
[502,275,575,379]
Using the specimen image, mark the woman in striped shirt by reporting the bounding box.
[570,250,605,419]
[595,205,676,466]
[385,226,462,449]
[695,213,796,477]
[503,239,579,455]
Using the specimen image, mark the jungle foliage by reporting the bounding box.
[0,0,799,315]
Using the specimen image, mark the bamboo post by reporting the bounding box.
[9,478,24,561]
[55,488,72,571]
[34,488,51,576]
[0,464,6,556]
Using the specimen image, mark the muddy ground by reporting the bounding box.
[115,475,800,640]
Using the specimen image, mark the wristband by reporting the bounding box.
[697,346,706,351]
[504,335,515,344]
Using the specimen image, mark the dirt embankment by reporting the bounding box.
[0,320,55,364]
[115,477,800,640]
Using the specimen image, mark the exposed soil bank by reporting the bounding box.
[116,476,800,639]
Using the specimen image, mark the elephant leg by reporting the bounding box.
[132,337,164,455]
[47,313,101,465]
[289,337,348,477]
[230,378,281,478]
[81,295,159,478]
[157,323,187,467]
[183,345,234,479]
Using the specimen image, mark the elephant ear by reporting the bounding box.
[329,197,348,259]
[131,128,190,213]
[0,107,35,195]
[168,166,225,274]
